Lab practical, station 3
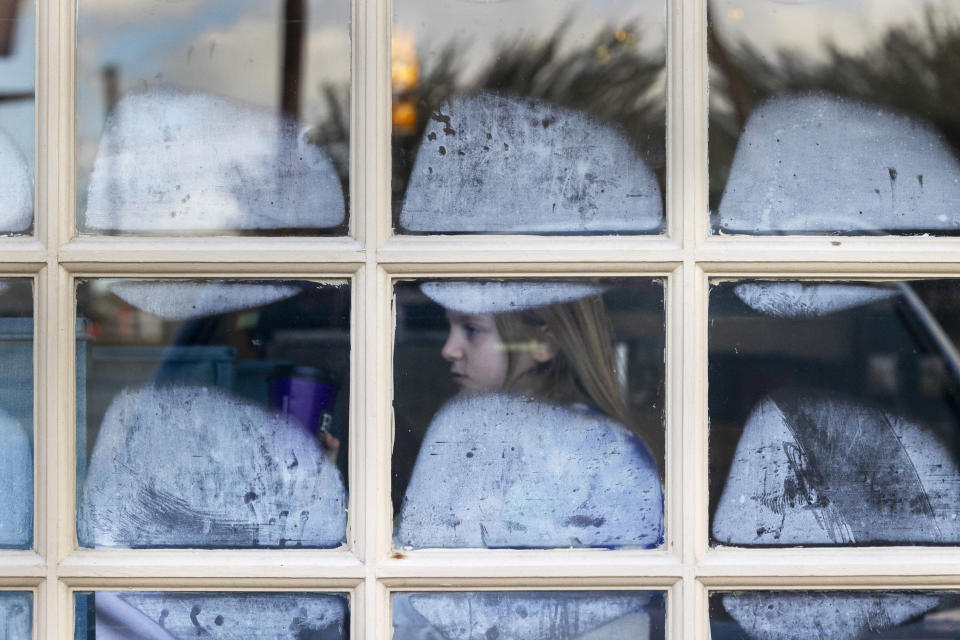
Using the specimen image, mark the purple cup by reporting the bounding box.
[268,365,338,438]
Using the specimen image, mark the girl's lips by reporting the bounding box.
[451,373,466,385]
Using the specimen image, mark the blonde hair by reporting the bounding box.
[493,295,648,444]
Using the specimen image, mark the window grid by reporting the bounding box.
[0,0,954,638]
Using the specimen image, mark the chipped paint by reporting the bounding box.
[90,591,346,640]
[0,130,32,233]
[394,591,653,640]
[713,391,960,545]
[420,281,603,315]
[400,93,662,233]
[720,591,940,640]
[82,90,345,232]
[395,393,662,549]
[0,592,31,640]
[78,385,346,548]
[718,93,960,233]
[108,281,302,320]
[732,282,897,318]
[0,408,31,548]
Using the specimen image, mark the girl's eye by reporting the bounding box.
[464,324,479,338]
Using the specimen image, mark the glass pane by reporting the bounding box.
[77,0,349,236]
[0,279,32,549]
[709,0,960,235]
[393,279,664,549]
[75,591,348,639]
[710,280,960,546]
[394,591,665,640]
[0,0,34,235]
[0,592,32,640]
[76,279,350,549]
[710,590,960,639]
[392,0,665,235]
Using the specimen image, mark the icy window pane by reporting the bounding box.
[392,0,665,235]
[0,0,34,235]
[0,592,32,640]
[0,279,34,549]
[710,591,960,640]
[74,592,347,640]
[77,0,349,236]
[76,279,351,549]
[710,280,960,546]
[393,279,665,549]
[394,591,664,640]
[708,0,960,235]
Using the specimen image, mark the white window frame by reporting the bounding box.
[0,0,955,637]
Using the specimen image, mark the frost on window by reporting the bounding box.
[393,279,665,549]
[0,409,32,548]
[0,130,32,234]
[709,280,960,547]
[75,591,347,640]
[77,0,350,236]
[394,591,665,640]
[395,393,662,549]
[81,91,345,234]
[78,385,346,548]
[710,591,954,640]
[0,0,34,235]
[0,592,31,640]
[399,94,662,234]
[76,279,351,548]
[107,281,302,320]
[716,93,960,234]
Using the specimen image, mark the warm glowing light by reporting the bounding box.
[727,7,745,21]
[392,98,418,134]
[391,27,420,93]
[615,29,628,42]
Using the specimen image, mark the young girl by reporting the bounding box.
[395,280,663,550]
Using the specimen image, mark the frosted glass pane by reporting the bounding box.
[709,0,960,235]
[77,0,349,236]
[75,592,347,639]
[710,280,960,546]
[392,0,665,234]
[0,0,34,235]
[393,279,664,549]
[76,279,350,549]
[394,591,665,640]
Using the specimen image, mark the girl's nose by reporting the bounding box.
[441,330,462,362]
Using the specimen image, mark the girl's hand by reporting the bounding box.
[323,431,340,463]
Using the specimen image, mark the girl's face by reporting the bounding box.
[441,311,511,392]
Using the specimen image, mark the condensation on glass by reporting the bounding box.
[391,0,665,234]
[0,0,34,235]
[394,591,665,640]
[709,280,960,546]
[708,0,960,235]
[392,279,665,549]
[74,591,348,639]
[76,0,350,236]
[75,279,350,549]
[0,592,32,640]
[0,279,33,550]
[710,590,960,639]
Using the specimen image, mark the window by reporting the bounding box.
[1,0,958,637]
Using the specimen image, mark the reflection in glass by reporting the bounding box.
[394,591,665,640]
[77,0,349,236]
[0,0,34,235]
[0,592,31,640]
[76,279,350,549]
[709,0,960,235]
[393,279,664,549]
[74,591,348,640]
[710,280,960,546]
[0,279,33,549]
[392,0,665,234]
[710,591,960,639]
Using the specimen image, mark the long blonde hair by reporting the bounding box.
[493,295,645,443]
